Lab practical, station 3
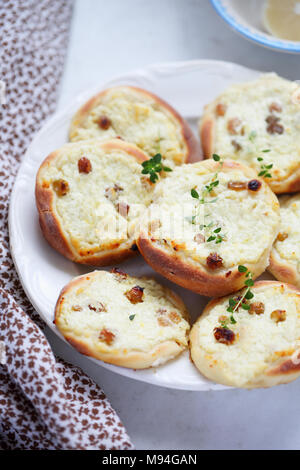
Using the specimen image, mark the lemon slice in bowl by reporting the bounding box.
[263,0,300,41]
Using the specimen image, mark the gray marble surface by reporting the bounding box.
[49,0,300,450]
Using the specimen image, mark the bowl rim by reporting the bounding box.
[210,0,300,53]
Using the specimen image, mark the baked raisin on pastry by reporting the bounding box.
[199,73,300,194]
[269,194,300,287]
[36,139,153,265]
[137,159,280,297]
[190,281,300,388]
[55,269,190,369]
[69,85,201,167]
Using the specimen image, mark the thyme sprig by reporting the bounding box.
[220,266,254,327]
[257,150,272,178]
[190,154,225,244]
[141,153,172,183]
[248,131,273,179]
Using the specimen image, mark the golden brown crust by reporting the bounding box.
[137,235,243,297]
[267,355,300,376]
[269,169,300,194]
[35,139,149,265]
[37,210,76,261]
[64,336,184,369]
[251,282,300,384]
[54,271,189,369]
[70,85,202,164]
[190,280,300,388]
[137,160,279,297]
[268,194,300,287]
[268,251,299,287]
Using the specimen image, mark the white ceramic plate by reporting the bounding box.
[9,60,271,391]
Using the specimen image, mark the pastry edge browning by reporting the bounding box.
[268,249,300,288]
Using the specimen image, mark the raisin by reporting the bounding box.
[206,253,223,270]
[88,302,106,313]
[249,302,265,315]
[248,179,262,191]
[269,102,282,113]
[228,181,247,191]
[72,305,82,311]
[53,179,69,196]
[99,328,115,345]
[117,201,130,217]
[231,140,242,152]
[214,327,235,345]
[227,118,242,135]
[271,310,286,323]
[98,115,111,130]
[105,184,123,202]
[111,267,127,280]
[168,311,181,324]
[266,115,284,134]
[277,232,288,242]
[78,157,92,173]
[125,286,144,304]
[130,243,138,251]
[158,316,170,327]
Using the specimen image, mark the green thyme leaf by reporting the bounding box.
[206,197,218,204]
[245,290,254,300]
[150,172,158,183]
[129,314,136,321]
[241,304,250,310]
[191,188,199,199]
[141,153,172,183]
[238,265,247,273]
[213,154,221,161]
[153,153,162,164]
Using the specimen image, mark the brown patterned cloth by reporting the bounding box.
[0,0,133,450]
